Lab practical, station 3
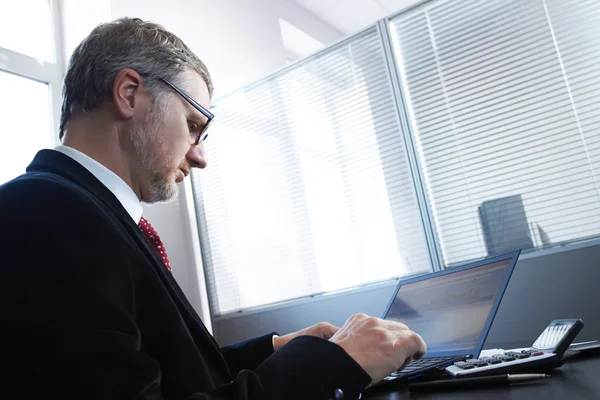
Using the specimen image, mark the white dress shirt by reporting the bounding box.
[54,145,143,223]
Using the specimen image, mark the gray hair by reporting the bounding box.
[59,17,213,139]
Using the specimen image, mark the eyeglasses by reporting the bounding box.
[160,78,214,145]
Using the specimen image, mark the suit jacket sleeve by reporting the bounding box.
[0,176,371,400]
[220,333,278,376]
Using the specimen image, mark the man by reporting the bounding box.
[0,18,426,399]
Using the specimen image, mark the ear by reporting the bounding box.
[112,68,145,120]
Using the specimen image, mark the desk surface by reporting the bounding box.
[363,353,600,400]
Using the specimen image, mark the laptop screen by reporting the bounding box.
[382,252,518,358]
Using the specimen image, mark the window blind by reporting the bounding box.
[191,28,432,315]
[389,0,600,265]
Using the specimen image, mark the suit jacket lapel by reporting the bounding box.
[26,149,231,381]
[27,150,170,277]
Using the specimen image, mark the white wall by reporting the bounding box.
[59,0,344,329]
[110,0,288,98]
[60,0,343,95]
[279,0,344,47]
[59,0,111,66]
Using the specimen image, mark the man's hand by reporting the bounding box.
[329,313,426,387]
[273,321,339,351]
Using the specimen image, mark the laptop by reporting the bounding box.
[373,250,521,387]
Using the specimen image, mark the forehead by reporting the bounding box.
[180,69,211,111]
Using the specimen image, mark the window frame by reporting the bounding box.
[0,0,64,148]
[192,25,439,316]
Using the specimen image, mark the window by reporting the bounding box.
[193,0,600,315]
[0,73,53,184]
[389,0,600,265]
[192,28,433,315]
[0,0,62,186]
[0,0,55,62]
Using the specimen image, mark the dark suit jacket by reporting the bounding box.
[0,150,370,400]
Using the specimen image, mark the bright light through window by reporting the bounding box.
[0,72,52,185]
[193,28,433,314]
[0,0,54,62]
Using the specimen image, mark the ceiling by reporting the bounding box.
[292,0,423,36]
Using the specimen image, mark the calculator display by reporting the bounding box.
[531,320,575,351]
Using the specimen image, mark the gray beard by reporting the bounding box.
[130,111,178,204]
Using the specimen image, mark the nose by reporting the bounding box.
[186,142,208,169]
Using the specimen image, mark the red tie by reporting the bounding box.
[138,217,172,273]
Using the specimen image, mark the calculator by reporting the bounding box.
[445,319,584,377]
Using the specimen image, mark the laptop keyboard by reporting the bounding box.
[386,356,458,379]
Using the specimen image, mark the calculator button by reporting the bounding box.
[486,358,502,364]
[468,360,489,368]
[454,361,475,369]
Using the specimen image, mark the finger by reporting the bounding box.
[393,331,427,366]
[323,322,340,335]
[412,332,427,360]
[397,331,426,360]
[317,322,340,339]
[398,356,413,371]
[406,332,427,360]
[345,312,368,326]
[381,318,409,332]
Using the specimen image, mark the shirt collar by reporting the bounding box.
[54,145,143,223]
